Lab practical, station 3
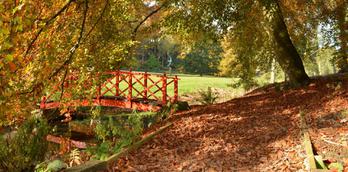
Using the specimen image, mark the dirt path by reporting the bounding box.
[113,74,348,171]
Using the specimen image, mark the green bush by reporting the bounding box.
[198,87,218,105]
[0,117,50,171]
[88,112,145,160]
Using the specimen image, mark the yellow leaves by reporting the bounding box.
[5,54,13,61]
[323,0,341,11]
[12,3,25,14]
[0,27,10,37]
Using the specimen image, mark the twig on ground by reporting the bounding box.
[320,133,348,147]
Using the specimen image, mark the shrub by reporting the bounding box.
[88,112,144,160]
[0,117,50,171]
[198,87,218,105]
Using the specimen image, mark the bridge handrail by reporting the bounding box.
[41,70,179,110]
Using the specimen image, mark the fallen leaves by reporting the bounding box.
[113,75,348,171]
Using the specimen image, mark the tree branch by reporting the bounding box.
[131,1,169,40]
[59,68,69,100]
[49,0,89,80]
[83,0,109,42]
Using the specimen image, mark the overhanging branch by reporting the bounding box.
[49,0,89,80]
[83,0,109,42]
[131,1,169,40]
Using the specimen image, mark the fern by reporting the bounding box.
[198,87,218,105]
[69,149,81,167]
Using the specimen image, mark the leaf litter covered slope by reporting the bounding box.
[114,74,348,172]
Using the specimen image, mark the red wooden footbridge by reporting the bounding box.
[40,70,179,111]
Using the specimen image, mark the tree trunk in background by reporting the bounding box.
[273,2,310,85]
[332,60,336,74]
[336,2,348,73]
[270,58,276,83]
[310,23,320,76]
[317,59,322,75]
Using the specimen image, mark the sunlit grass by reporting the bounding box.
[173,74,235,95]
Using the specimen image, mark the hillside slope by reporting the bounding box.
[114,74,348,171]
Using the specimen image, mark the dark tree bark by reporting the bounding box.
[336,2,348,73]
[273,2,310,85]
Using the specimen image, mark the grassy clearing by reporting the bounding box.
[174,74,245,104]
[173,74,235,94]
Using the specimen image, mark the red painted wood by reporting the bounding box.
[144,72,148,100]
[115,71,120,96]
[46,134,95,149]
[40,69,178,112]
[128,69,133,108]
[174,75,178,103]
[162,73,167,105]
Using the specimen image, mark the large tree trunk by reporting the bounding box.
[336,2,348,73]
[272,2,310,85]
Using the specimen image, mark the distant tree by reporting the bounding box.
[334,1,348,72]
[135,35,181,72]
[142,55,162,71]
[179,39,222,76]
[317,48,336,75]
[218,35,259,88]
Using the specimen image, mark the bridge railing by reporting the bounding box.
[97,70,179,104]
[40,70,179,110]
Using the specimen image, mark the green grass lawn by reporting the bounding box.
[172,74,235,95]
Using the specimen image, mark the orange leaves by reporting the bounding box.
[8,61,16,72]
[114,75,348,171]
[2,54,17,72]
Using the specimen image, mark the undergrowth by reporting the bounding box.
[0,117,50,171]
[198,87,218,105]
[87,111,164,160]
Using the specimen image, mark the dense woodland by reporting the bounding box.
[0,0,347,171]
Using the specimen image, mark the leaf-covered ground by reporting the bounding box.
[113,74,348,171]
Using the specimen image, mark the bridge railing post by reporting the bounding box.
[40,96,47,109]
[174,75,178,103]
[128,69,133,108]
[95,73,101,105]
[97,85,101,105]
[144,71,148,100]
[162,73,167,105]
[115,70,120,97]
